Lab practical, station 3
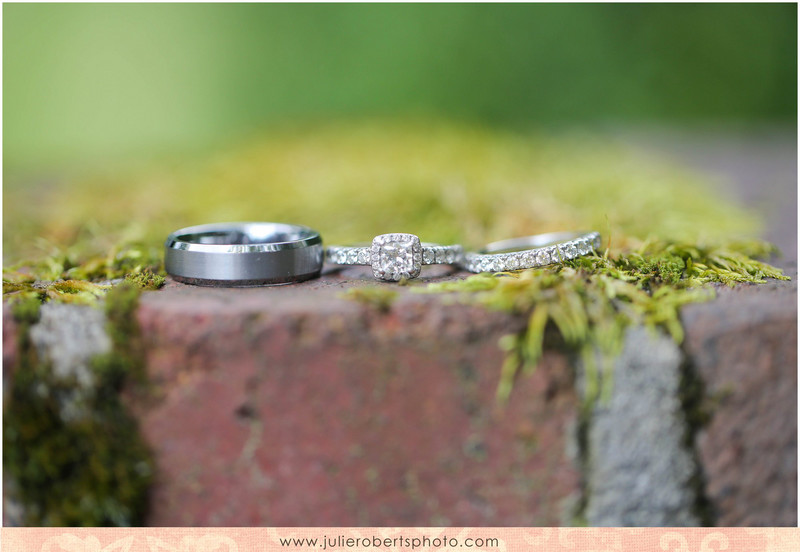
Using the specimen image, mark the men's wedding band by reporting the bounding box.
[461,231,601,273]
[327,233,463,282]
[164,222,323,286]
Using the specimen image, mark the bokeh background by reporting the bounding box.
[4,3,796,172]
[3,3,797,270]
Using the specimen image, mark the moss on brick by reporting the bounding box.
[124,269,166,291]
[2,283,153,526]
[420,238,788,401]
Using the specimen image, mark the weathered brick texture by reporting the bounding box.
[682,279,797,526]
[134,276,581,525]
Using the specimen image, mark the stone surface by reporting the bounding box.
[134,272,580,526]
[580,327,700,527]
[3,303,116,525]
[681,277,797,526]
[28,304,110,390]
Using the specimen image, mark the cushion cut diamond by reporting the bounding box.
[371,233,422,281]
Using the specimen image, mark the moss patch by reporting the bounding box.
[3,283,153,525]
[124,269,166,292]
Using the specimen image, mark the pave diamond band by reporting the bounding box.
[461,231,601,273]
[327,233,463,282]
[327,244,462,266]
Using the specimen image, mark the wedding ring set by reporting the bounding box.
[164,222,601,286]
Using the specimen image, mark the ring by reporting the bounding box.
[164,222,323,286]
[461,231,601,273]
[326,233,463,282]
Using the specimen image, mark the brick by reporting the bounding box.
[134,272,581,525]
[4,268,796,526]
[681,277,797,526]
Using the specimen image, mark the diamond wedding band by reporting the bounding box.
[326,233,463,282]
[461,231,601,273]
[165,222,323,286]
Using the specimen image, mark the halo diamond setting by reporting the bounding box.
[371,233,423,281]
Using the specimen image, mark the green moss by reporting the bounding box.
[3,231,163,305]
[2,255,163,307]
[10,293,42,325]
[92,282,148,388]
[2,279,110,306]
[3,282,153,525]
[124,269,166,291]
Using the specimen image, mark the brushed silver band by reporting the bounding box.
[461,231,601,273]
[164,222,323,286]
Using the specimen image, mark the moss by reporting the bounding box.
[2,279,110,306]
[10,294,43,325]
[3,233,163,305]
[1,266,162,309]
[620,239,788,288]
[124,269,166,291]
[341,287,398,312]
[2,282,153,526]
[92,282,148,388]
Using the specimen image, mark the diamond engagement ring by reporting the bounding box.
[326,233,463,282]
[461,231,601,273]
[165,222,324,286]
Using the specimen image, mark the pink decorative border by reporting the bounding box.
[2,528,799,552]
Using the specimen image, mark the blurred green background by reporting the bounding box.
[4,3,796,173]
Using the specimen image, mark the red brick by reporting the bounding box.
[134,275,581,525]
[681,279,797,526]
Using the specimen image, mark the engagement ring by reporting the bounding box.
[327,233,463,282]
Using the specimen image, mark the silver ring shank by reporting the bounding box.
[165,222,323,286]
[461,231,601,273]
